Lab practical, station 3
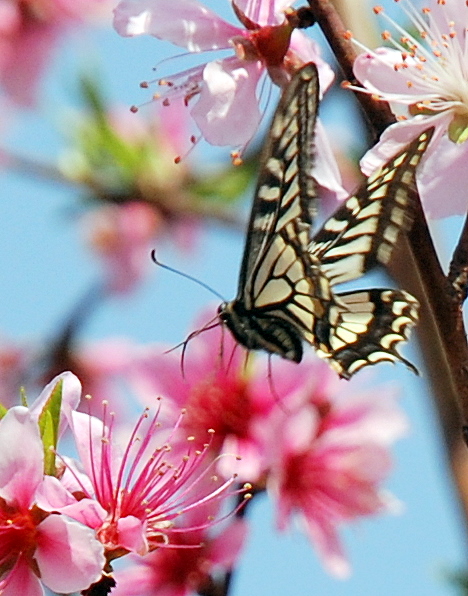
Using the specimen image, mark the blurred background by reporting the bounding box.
[1,0,467,594]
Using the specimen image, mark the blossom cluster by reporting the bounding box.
[0,371,248,595]
[0,312,407,594]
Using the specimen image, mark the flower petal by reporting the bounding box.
[29,371,82,436]
[0,407,43,508]
[289,31,335,94]
[117,515,149,554]
[236,0,293,26]
[191,58,263,145]
[0,557,43,596]
[36,514,105,593]
[113,0,241,51]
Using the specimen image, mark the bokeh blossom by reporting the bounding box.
[0,0,107,106]
[352,0,468,217]
[111,509,247,596]
[267,364,407,578]
[127,310,285,481]
[128,308,407,577]
[0,376,105,596]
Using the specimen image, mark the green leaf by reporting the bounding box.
[38,379,63,476]
[20,386,28,407]
[0,402,8,420]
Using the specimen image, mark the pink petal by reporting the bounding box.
[30,371,82,435]
[35,475,78,510]
[117,516,148,554]
[353,48,428,101]
[57,498,108,529]
[207,518,248,565]
[36,514,105,593]
[313,119,349,211]
[0,557,43,596]
[303,515,351,579]
[113,0,241,51]
[289,31,335,94]
[0,407,43,508]
[191,57,263,145]
[359,117,447,176]
[236,0,293,25]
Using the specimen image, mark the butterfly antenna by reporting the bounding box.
[151,251,226,302]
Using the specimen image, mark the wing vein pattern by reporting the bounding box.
[218,62,433,379]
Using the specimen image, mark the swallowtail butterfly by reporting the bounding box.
[218,62,433,379]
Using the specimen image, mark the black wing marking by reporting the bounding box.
[239,63,319,299]
[310,128,434,286]
[314,289,419,379]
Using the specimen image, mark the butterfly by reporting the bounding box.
[217,61,433,379]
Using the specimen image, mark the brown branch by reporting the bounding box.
[449,214,468,305]
[307,0,396,138]
[309,0,468,533]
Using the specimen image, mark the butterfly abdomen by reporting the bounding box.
[218,300,304,362]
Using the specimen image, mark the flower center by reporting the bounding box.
[0,502,42,575]
[376,1,468,141]
[183,374,252,447]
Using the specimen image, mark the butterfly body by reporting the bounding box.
[218,62,433,378]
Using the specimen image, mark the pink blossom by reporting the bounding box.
[84,202,162,294]
[127,309,361,482]
[0,0,107,106]
[38,400,247,564]
[74,100,200,294]
[352,0,468,217]
[111,511,247,596]
[267,362,407,577]
[0,406,105,595]
[113,0,334,145]
[127,309,287,481]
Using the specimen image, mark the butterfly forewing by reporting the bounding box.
[310,128,434,286]
[240,63,319,299]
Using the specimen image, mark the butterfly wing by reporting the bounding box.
[219,63,328,362]
[314,289,419,379]
[238,62,319,302]
[310,128,434,286]
[308,129,433,377]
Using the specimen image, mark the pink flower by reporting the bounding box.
[111,511,247,596]
[352,0,468,217]
[0,0,106,106]
[0,406,105,595]
[267,363,407,577]
[113,0,334,147]
[128,309,289,481]
[39,400,246,563]
[84,202,162,294]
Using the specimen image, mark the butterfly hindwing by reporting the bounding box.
[310,128,434,286]
[314,289,419,379]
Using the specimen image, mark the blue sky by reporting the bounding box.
[1,2,467,595]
